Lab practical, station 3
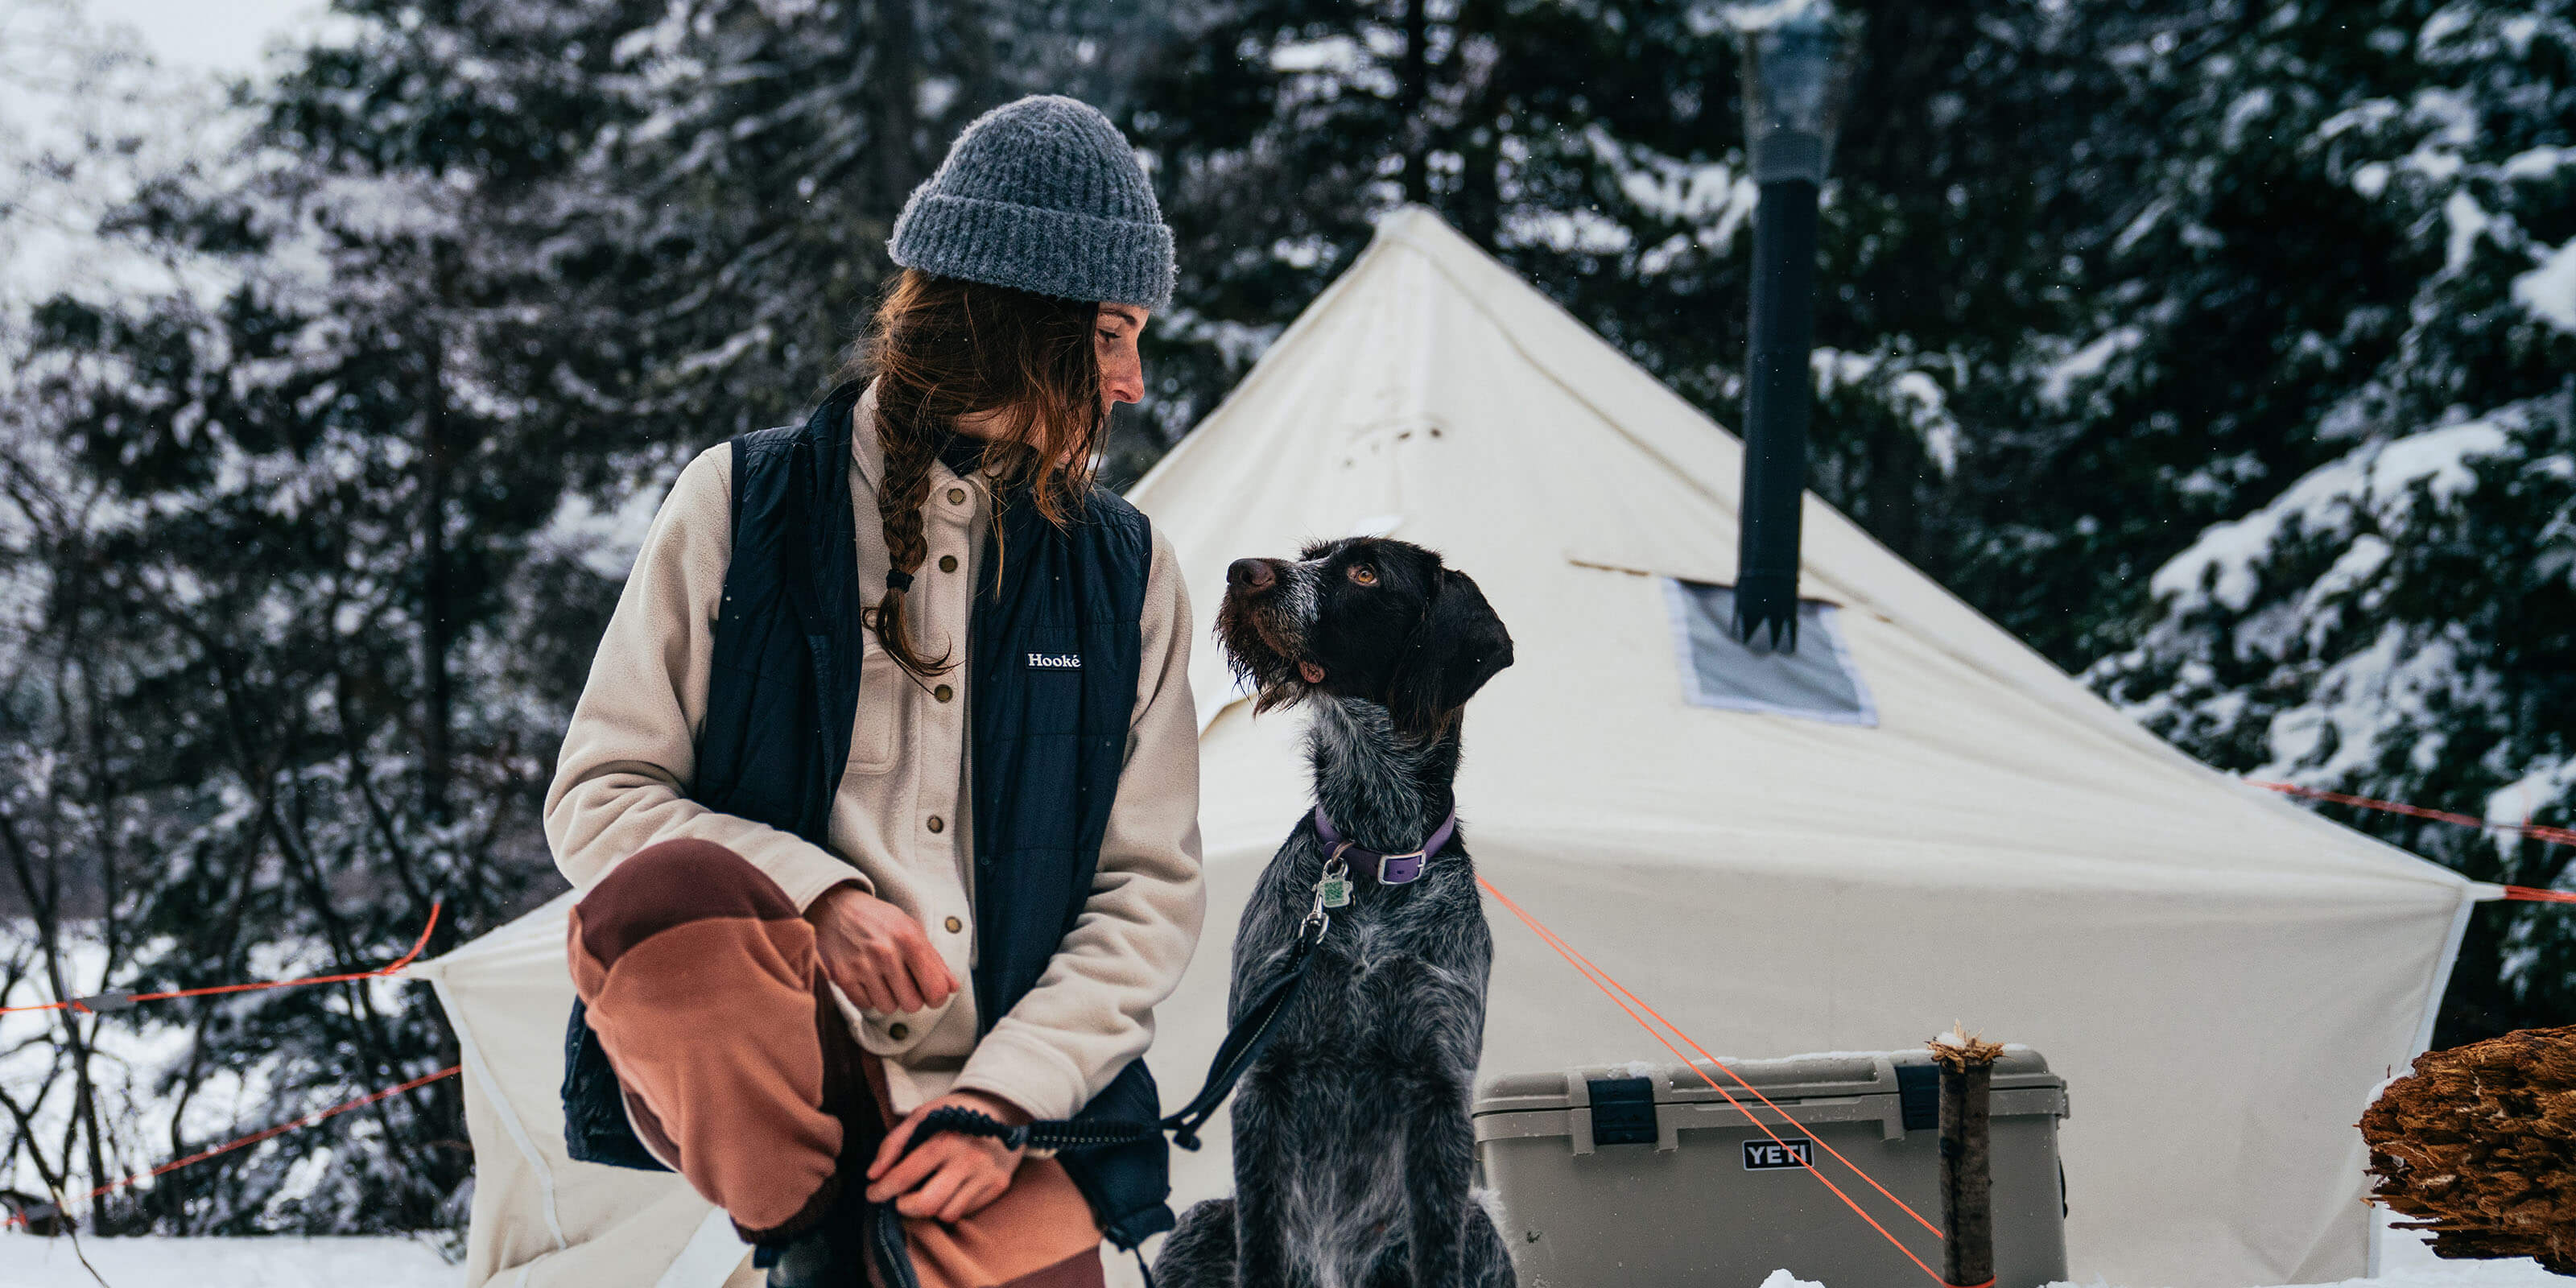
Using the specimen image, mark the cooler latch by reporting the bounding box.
[1587,1076,1658,1147]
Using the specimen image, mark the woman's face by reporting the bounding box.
[1095,303,1148,410]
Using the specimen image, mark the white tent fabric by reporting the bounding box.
[1122,208,2482,1288]
[416,206,2484,1288]
[408,894,764,1288]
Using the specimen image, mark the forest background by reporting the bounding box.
[1,0,2570,1239]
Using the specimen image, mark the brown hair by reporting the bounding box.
[835,269,1108,677]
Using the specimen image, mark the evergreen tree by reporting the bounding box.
[7,0,661,1231]
[1119,0,2164,584]
[2086,1,2576,1045]
[592,0,1174,453]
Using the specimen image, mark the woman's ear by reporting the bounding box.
[1385,568,1515,737]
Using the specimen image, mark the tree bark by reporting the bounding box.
[1401,0,1429,204]
[420,328,452,825]
[874,0,922,221]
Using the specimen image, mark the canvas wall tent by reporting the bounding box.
[415,207,2487,1288]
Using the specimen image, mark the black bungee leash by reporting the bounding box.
[865,905,1335,1288]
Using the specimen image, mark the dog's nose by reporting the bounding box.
[1228,559,1277,592]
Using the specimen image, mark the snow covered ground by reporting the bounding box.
[0,1224,2562,1288]
[0,1232,456,1288]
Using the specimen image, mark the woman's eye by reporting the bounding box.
[1348,565,1377,586]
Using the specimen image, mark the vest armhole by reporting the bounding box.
[726,435,745,555]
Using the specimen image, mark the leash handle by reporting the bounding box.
[894,915,1327,1158]
[869,914,1328,1287]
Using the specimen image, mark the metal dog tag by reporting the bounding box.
[1317,875,1351,909]
[1317,848,1354,909]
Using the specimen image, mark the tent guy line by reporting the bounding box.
[1,1066,461,1230]
[0,902,443,1017]
[1477,872,1957,1285]
[2252,781,2576,853]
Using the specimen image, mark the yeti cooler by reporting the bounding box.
[1472,1049,2069,1287]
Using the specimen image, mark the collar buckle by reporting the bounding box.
[1312,807,1455,888]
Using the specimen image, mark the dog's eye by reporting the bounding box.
[1347,564,1378,586]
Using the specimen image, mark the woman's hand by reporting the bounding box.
[807,885,957,1015]
[865,1088,1030,1222]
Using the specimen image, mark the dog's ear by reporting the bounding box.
[1385,567,1514,737]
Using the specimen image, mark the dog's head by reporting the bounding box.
[1214,537,1513,738]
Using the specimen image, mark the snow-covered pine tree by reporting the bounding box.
[9,0,664,1232]
[0,0,249,1227]
[590,0,1174,456]
[1121,0,2166,590]
[2085,1,2576,1046]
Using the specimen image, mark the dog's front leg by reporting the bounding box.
[1398,1067,1476,1288]
[1232,1067,1302,1288]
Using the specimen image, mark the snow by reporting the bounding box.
[0,1224,2557,1288]
[1759,1271,1827,1288]
[80,0,333,76]
[2041,326,2142,407]
[2500,147,2571,180]
[2441,189,2489,273]
[539,459,688,580]
[0,1232,456,1287]
[2511,237,2576,334]
[2150,419,2509,613]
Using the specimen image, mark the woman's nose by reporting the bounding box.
[1228,559,1277,592]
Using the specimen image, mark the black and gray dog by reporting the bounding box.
[1156,536,1518,1288]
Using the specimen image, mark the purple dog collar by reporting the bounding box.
[1311,806,1458,886]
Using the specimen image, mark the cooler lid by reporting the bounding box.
[1472,1046,2061,1118]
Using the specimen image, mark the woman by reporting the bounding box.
[543,95,1204,1288]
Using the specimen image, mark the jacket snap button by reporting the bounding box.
[935,683,954,703]
[939,555,958,572]
[946,487,967,506]
[889,1022,910,1040]
[927,815,944,833]
[945,916,963,933]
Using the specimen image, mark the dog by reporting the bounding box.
[1156,536,1518,1288]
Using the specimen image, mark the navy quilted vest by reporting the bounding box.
[560,381,1172,1249]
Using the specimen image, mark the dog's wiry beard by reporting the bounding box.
[1214,559,1322,714]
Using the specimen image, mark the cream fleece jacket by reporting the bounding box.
[543,384,1206,1122]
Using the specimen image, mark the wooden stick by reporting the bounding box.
[1930,1026,2004,1288]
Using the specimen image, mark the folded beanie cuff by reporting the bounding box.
[891,192,1175,311]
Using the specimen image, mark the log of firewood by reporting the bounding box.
[2360,1026,2576,1271]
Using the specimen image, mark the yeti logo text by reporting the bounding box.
[1741,1138,1814,1171]
[1026,652,1082,670]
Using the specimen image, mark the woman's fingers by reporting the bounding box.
[904,935,956,1009]
[899,1154,969,1219]
[870,1131,955,1203]
[823,956,885,1013]
[882,952,927,1013]
[867,1098,936,1183]
[937,1171,1003,1224]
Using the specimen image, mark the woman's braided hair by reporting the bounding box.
[834,269,1108,678]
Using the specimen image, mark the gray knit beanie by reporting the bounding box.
[888,94,1175,311]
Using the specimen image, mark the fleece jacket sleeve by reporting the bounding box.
[542,444,863,913]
